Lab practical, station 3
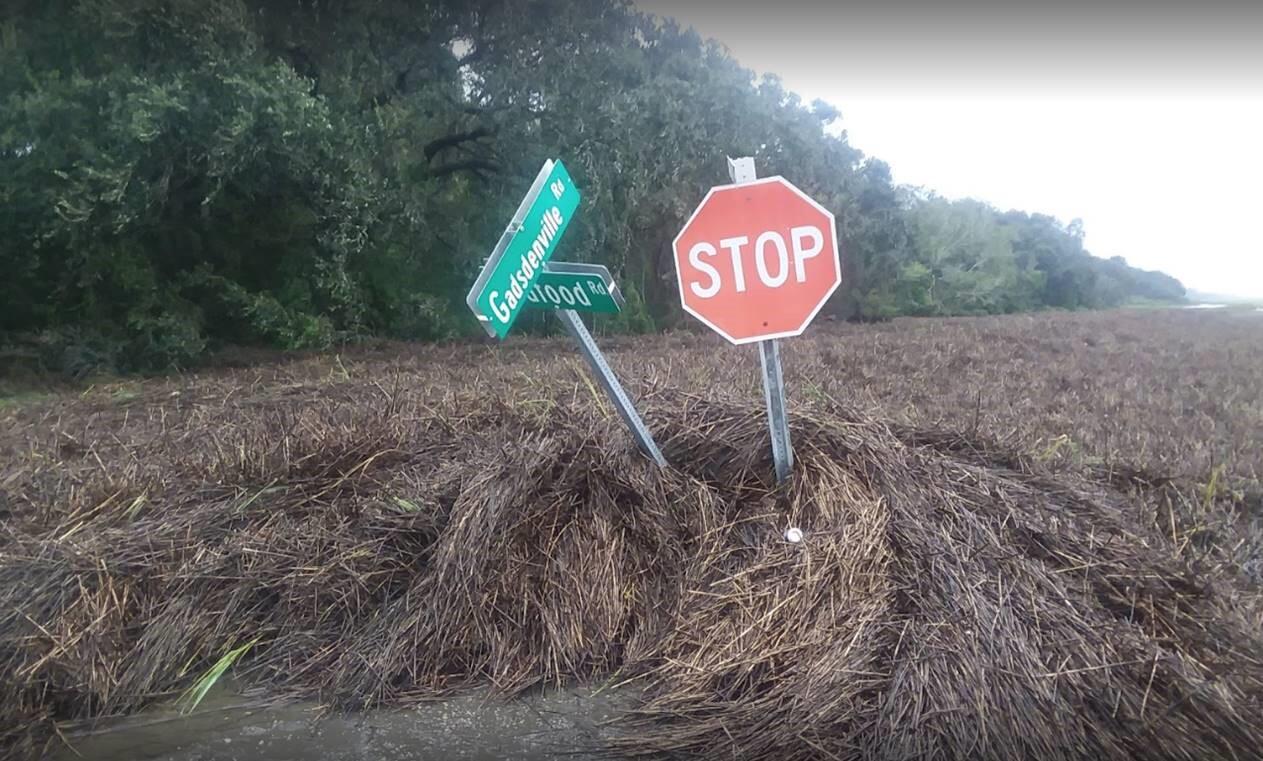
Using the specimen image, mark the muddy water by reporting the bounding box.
[52,685,638,761]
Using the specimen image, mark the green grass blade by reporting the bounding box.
[176,637,259,715]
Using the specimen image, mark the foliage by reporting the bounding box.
[176,636,259,715]
[870,194,1041,316]
[0,0,1185,371]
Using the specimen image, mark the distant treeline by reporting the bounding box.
[0,0,1185,373]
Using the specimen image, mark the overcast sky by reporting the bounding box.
[635,0,1263,299]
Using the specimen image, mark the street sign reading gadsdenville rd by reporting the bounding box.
[525,262,624,314]
[467,160,581,338]
[672,176,840,345]
[463,159,664,468]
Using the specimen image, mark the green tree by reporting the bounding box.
[0,0,1187,373]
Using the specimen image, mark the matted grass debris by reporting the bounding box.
[2,362,1261,759]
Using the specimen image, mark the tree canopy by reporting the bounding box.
[0,0,1186,373]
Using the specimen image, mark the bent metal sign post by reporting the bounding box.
[467,159,665,466]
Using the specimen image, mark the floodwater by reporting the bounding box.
[51,684,637,761]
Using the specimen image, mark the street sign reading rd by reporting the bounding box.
[467,159,581,338]
[672,176,840,345]
[462,158,665,467]
[525,262,624,314]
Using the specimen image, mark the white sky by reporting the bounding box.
[636,2,1263,299]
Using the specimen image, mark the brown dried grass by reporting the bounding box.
[1,308,1261,760]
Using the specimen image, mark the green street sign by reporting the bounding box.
[525,262,624,314]
[467,159,581,338]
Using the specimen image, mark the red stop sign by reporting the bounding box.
[673,177,841,344]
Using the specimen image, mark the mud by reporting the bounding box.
[53,686,635,761]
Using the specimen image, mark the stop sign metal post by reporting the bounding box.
[673,157,842,482]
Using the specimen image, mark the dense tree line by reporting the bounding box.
[0,0,1185,373]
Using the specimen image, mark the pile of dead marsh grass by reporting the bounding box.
[2,384,1262,760]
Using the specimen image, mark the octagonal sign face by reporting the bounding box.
[673,176,841,345]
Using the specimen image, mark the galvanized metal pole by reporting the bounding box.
[759,338,793,482]
[556,309,667,467]
[728,155,793,483]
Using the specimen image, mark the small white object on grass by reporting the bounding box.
[784,527,803,544]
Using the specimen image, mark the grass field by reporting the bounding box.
[10,307,1256,483]
[2,307,1261,759]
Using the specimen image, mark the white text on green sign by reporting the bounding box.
[466,160,580,338]
[526,263,623,314]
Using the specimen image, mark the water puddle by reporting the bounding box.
[52,685,636,761]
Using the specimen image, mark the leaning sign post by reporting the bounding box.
[467,159,666,467]
[672,157,841,482]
